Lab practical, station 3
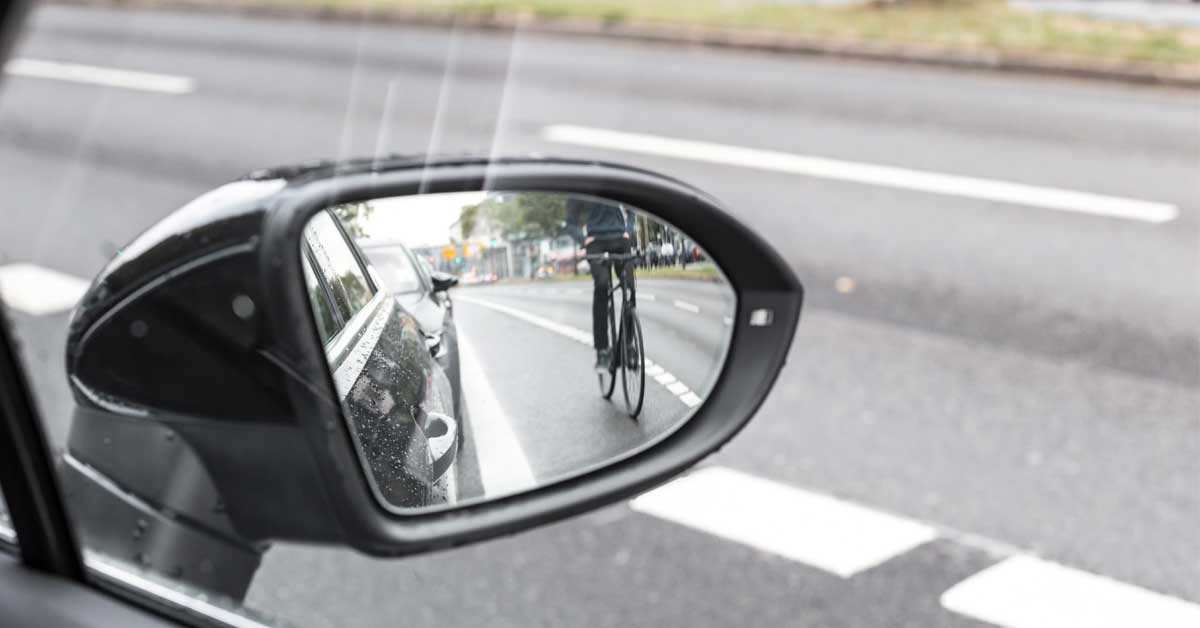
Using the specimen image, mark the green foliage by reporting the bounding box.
[457,193,568,242]
[332,201,374,239]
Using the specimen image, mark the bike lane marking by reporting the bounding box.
[941,555,1200,628]
[544,124,1178,223]
[5,58,196,94]
[456,328,537,496]
[0,263,90,316]
[631,466,938,578]
[456,295,703,410]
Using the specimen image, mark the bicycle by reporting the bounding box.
[586,250,645,419]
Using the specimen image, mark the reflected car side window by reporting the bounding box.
[364,248,423,295]
[302,252,340,345]
[303,211,375,322]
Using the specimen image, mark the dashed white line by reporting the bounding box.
[543,125,1178,224]
[941,555,1200,628]
[5,58,196,94]
[673,299,701,314]
[456,329,537,496]
[457,295,703,410]
[631,466,938,578]
[0,263,90,316]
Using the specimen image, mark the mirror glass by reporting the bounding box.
[301,192,736,512]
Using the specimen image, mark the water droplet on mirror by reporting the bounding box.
[129,320,149,339]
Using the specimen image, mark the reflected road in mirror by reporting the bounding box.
[303,191,735,512]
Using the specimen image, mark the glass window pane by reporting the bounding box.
[302,252,340,344]
[303,211,375,321]
[363,247,422,294]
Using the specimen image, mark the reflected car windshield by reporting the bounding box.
[364,247,423,294]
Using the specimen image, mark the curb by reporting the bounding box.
[45,0,1200,89]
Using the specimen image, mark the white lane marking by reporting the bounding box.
[632,467,938,577]
[544,125,1178,224]
[666,381,689,395]
[457,295,703,410]
[5,58,196,94]
[641,293,656,301]
[722,316,733,326]
[456,329,537,496]
[673,299,701,314]
[0,263,90,316]
[941,555,1200,628]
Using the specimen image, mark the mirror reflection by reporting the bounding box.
[301,192,736,512]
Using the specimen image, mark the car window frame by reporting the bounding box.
[302,241,347,343]
[304,210,388,379]
[0,309,83,577]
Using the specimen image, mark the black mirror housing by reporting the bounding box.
[63,156,802,565]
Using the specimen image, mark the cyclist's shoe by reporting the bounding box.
[595,349,612,373]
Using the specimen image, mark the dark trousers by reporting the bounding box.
[588,238,631,351]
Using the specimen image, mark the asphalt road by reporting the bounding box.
[0,4,1197,628]
[450,277,734,503]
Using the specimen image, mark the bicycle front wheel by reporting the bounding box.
[620,307,645,418]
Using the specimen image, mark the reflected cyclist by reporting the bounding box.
[566,196,636,372]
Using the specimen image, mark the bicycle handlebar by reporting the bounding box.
[583,251,643,262]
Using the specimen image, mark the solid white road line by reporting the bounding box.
[543,125,1178,224]
[5,58,196,94]
[631,466,938,578]
[0,263,90,316]
[673,299,701,314]
[941,555,1200,628]
[457,295,704,410]
[456,329,537,496]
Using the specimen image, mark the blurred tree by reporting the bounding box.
[332,201,374,238]
[456,193,567,241]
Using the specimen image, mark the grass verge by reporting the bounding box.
[190,0,1200,70]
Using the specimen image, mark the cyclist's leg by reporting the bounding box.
[589,254,612,353]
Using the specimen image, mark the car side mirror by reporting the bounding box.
[58,156,801,599]
[429,271,458,292]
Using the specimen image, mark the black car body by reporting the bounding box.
[357,239,462,422]
[302,210,460,508]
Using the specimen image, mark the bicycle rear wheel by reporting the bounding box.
[620,307,645,418]
[597,297,617,399]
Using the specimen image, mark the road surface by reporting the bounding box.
[0,4,1196,628]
